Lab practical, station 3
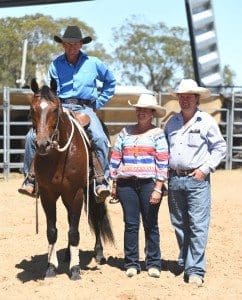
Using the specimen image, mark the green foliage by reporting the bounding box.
[222,64,236,86]
[111,16,193,92]
[0,14,107,88]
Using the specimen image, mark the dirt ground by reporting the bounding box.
[0,169,242,300]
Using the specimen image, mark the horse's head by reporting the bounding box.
[30,78,61,155]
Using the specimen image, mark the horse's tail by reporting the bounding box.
[85,188,115,244]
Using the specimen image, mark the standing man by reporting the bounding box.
[165,79,226,287]
[18,25,116,201]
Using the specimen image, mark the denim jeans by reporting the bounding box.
[23,127,36,176]
[117,177,161,272]
[23,103,110,180]
[168,174,211,278]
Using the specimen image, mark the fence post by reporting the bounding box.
[3,87,10,180]
[227,89,235,170]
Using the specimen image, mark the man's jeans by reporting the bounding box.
[168,174,211,278]
[117,177,161,272]
[23,104,110,180]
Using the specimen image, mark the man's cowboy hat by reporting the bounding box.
[171,79,211,100]
[54,25,92,44]
[128,94,166,118]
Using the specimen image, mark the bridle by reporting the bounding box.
[33,92,74,155]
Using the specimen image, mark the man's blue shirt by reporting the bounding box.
[48,51,116,109]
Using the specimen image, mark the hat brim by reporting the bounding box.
[54,35,92,44]
[170,87,211,100]
[128,100,166,118]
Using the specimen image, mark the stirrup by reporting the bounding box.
[93,179,110,203]
[18,173,37,198]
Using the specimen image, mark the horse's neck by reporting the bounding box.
[59,113,72,138]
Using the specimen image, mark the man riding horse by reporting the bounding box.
[19,25,116,202]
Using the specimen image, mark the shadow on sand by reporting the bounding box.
[15,248,97,282]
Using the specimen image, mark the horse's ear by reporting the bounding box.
[31,78,39,93]
[50,77,57,94]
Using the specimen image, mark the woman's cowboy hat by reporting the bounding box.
[54,25,92,44]
[128,94,166,118]
[171,79,211,100]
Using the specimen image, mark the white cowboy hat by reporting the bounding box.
[128,94,166,118]
[171,79,211,100]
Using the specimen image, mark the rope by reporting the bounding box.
[56,114,75,152]
[35,195,39,234]
[70,116,90,233]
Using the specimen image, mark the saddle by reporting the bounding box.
[72,111,91,128]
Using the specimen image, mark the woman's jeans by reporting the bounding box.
[23,103,110,180]
[117,177,161,272]
[168,174,211,278]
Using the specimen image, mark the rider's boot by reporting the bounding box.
[91,151,110,203]
[18,161,37,198]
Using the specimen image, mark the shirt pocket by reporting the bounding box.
[188,131,201,147]
[169,131,177,147]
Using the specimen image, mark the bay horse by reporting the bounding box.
[30,78,114,280]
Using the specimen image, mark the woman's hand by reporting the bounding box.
[149,189,162,204]
[110,182,117,198]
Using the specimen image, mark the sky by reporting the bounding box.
[0,0,241,86]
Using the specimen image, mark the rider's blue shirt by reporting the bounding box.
[48,51,116,109]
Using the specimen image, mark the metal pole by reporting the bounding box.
[184,0,201,86]
[20,39,28,87]
[225,107,230,170]
[3,87,10,180]
[228,90,235,169]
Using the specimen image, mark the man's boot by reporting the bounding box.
[91,151,110,203]
[18,160,37,198]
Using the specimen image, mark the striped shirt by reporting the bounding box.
[110,126,169,181]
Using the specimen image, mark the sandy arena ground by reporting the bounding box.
[0,169,242,300]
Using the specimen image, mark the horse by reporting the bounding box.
[30,78,114,280]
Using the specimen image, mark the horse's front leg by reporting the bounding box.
[64,192,83,281]
[68,222,81,281]
[41,196,58,278]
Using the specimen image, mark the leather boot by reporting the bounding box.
[18,160,37,198]
[91,151,110,203]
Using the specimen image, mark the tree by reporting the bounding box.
[0,15,110,88]
[222,64,236,86]
[111,16,193,92]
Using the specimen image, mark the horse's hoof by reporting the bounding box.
[95,254,106,265]
[45,263,56,278]
[70,265,81,281]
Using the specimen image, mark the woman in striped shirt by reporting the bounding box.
[109,94,168,278]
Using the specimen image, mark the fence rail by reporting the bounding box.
[1,87,242,180]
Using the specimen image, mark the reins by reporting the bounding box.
[54,113,75,152]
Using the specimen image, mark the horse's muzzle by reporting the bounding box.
[36,139,52,155]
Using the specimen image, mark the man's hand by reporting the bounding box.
[189,169,206,181]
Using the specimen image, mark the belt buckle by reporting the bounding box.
[64,98,78,105]
[69,98,78,105]
[176,169,188,176]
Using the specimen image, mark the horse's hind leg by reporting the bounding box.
[41,197,58,278]
[94,233,105,264]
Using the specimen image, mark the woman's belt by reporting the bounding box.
[118,177,153,182]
